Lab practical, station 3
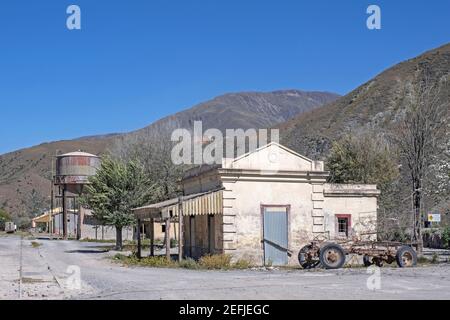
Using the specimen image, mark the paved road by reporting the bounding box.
[1,234,450,300]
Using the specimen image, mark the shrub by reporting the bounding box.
[179,258,199,270]
[442,227,450,249]
[233,258,253,269]
[114,253,252,270]
[431,253,439,264]
[417,256,429,264]
[199,254,232,270]
[31,241,42,248]
[139,256,177,268]
[114,254,178,268]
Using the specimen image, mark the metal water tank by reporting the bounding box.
[54,151,101,194]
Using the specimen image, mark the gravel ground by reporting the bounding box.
[1,234,450,300]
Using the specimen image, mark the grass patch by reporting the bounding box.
[113,253,253,270]
[418,253,441,265]
[21,277,46,284]
[31,241,42,248]
[80,238,116,243]
[179,258,200,270]
[113,254,178,268]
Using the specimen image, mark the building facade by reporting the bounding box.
[134,142,380,266]
[181,142,379,265]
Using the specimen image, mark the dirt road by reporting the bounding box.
[1,234,449,300]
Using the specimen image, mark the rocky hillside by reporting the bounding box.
[0,90,338,220]
[280,43,450,159]
[279,43,450,220]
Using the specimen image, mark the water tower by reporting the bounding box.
[54,151,101,239]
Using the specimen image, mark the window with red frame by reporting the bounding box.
[336,214,351,238]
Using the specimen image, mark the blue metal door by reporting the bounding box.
[263,208,288,266]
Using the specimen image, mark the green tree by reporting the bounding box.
[327,133,399,187]
[0,208,12,230]
[326,133,401,238]
[80,156,155,250]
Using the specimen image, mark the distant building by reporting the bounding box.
[32,207,134,241]
[134,142,380,266]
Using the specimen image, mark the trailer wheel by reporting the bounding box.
[298,245,320,269]
[319,243,346,269]
[363,255,373,267]
[396,246,417,268]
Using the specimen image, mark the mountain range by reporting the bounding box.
[1,42,449,223]
[0,90,339,220]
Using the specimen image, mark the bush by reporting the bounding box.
[431,253,439,264]
[0,209,12,230]
[31,241,42,248]
[199,254,232,270]
[442,227,450,249]
[114,254,177,268]
[417,256,429,264]
[179,258,199,270]
[233,258,253,269]
[113,253,253,270]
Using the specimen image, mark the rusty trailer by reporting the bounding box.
[298,240,418,270]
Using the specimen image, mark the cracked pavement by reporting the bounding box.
[1,234,450,300]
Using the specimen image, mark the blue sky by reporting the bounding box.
[0,0,449,154]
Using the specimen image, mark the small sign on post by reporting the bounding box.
[427,213,441,223]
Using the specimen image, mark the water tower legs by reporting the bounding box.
[62,187,68,240]
[76,203,82,240]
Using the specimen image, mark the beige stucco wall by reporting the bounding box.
[183,169,221,195]
[223,143,321,172]
[180,144,379,266]
[222,179,317,265]
[223,180,379,266]
[323,196,378,240]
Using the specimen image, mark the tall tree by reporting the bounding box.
[327,133,399,186]
[80,156,155,250]
[111,132,185,202]
[0,208,12,230]
[326,132,401,238]
[395,71,449,251]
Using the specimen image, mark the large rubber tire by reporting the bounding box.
[298,245,320,269]
[319,243,346,270]
[396,246,417,268]
[363,255,373,267]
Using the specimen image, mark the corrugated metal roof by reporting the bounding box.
[58,151,99,157]
[133,189,224,220]
[32,207,78,223]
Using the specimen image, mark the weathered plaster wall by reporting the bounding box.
[179,144,380,267]
[183,214,224,259]
[222,179,317,265]
[222,180,379,266]
[223,143,324,172]
[183,170,221,195]
[323,196,378,240]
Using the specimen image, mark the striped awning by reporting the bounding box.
[133,189,223,220]
[32,207,63,223]
[32,213,52,224]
